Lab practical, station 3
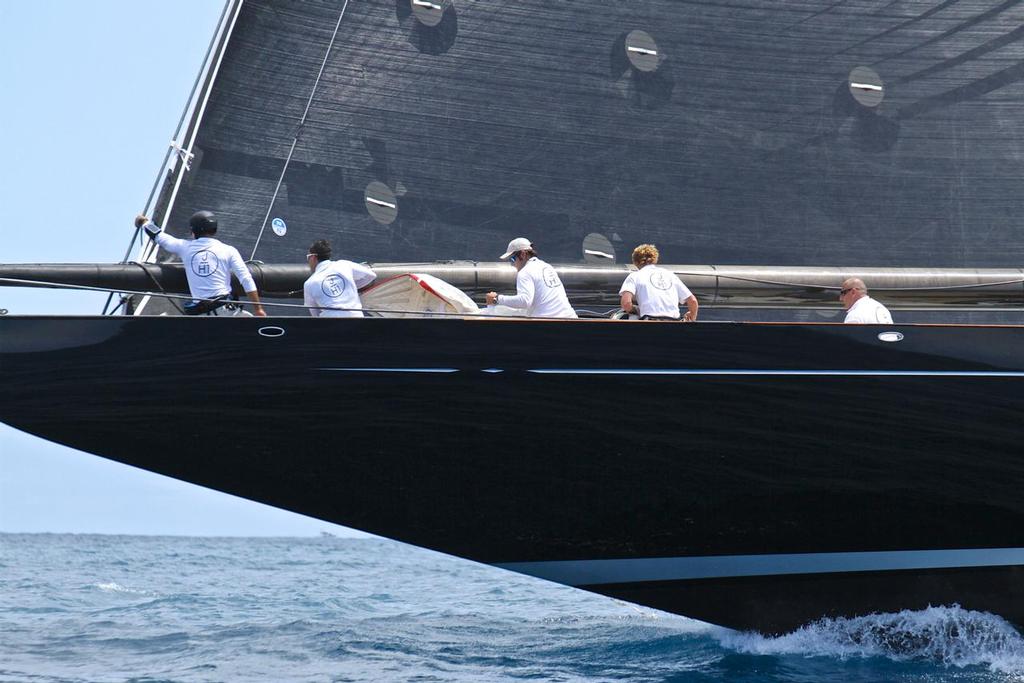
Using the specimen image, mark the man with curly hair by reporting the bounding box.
[619,244,698,321]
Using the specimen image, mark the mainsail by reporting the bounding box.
[119,0,1024,322]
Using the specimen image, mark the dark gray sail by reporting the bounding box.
[158,0,1024,277]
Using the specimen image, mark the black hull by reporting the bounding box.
[589,565,1024,635]
[2,316,1023,632]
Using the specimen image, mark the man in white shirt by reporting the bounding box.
[619,244,698,321]
[485,237,577,318]
[136,211,266,316]
[840,277,893,324]
[303,239,377,318]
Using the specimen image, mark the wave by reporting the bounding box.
[717,605,1024,673]
[93,581,156,597]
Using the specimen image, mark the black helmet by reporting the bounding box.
[189,210,218,236]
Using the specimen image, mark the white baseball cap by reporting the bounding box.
[500,237,532,260]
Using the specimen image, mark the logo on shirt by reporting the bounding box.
[190,250,219,278]
[322,275,347,298]
[542,267,561,289]
[650,269,672,290]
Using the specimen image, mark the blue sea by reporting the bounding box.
[2,534,1022,682]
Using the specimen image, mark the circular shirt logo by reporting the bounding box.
[542,267,561,288]
[190,250,219,278]
[650,269,672,290]
[321,274,347,298]
[271,217,287,236]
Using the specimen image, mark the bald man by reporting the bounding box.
[839,278,893,324]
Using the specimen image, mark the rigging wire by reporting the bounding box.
[131,262,186,314]
[10,268,1024,297]
[668,270,1024,292]
[0,277,557,320]
[102,263,187,316]
[249,0,352,261]
[103,0,237,316]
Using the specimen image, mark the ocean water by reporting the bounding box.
[2,534,1022,682]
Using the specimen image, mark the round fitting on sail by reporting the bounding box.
[582,233,616,263]
[365,181,398,225]
[625,30,659,72]
[848,67,884,108]
[411,0,448,27]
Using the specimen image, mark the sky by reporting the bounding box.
[0,1,365,537]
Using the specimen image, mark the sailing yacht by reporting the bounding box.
[1,0,1022,634]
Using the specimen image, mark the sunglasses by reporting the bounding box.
[508,254,518,264]
[839,288,852,296]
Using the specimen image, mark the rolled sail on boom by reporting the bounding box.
[1,262,1021,310]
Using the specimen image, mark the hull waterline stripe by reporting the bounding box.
[315,368,1024,377]
[494,548,1024,585]
[319,367,459,373]
[527,369,1024,377]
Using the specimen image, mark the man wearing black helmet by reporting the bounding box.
[135,211,267,316]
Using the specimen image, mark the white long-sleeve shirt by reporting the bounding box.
[844,295,893,324]
[152,230,257,299]
[619,264,694,319]
[304,259,377,318]
[497,257,577,318]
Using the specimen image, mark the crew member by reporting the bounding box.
[839,277,893,324]
[135,212,266,316]
[485,237,577,318]
[619,244,698,321]
[303,239,377,318]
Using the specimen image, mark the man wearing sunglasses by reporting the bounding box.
[839,277,893,324]
[303,239,377,318]
[485,237,577,318]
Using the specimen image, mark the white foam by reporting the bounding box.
[615,599,663,620]
[94,581,152,596]
[717,605,1024,673]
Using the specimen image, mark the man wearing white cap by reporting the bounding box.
[485,237,577,318]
